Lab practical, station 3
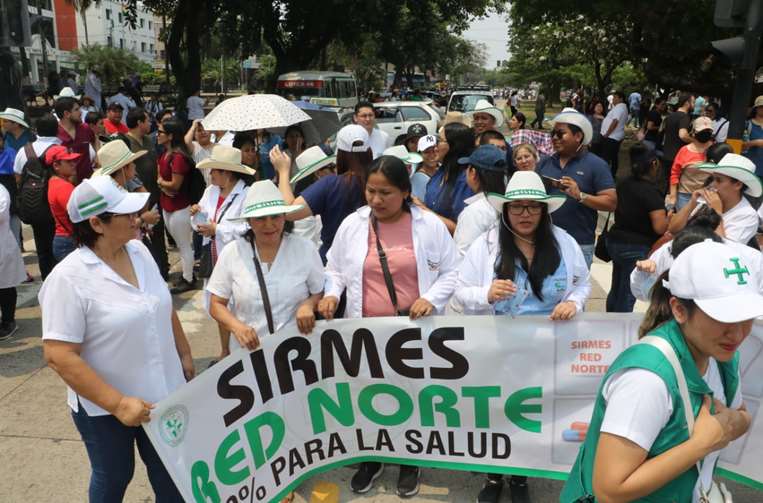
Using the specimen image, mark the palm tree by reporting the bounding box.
[64,0,101,47]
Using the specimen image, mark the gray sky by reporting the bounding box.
[462,14,511,68]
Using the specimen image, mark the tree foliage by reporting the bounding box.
[71,44,152,87]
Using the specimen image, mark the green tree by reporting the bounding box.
[72,45,152,87]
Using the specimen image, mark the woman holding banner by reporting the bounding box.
[206,180,324,353]
[453,171,591,503]
[561,240,755,502]
[318,155,459,498]
[39,176,194,503]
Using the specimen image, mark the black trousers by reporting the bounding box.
[601,137,622,177]
[143,218,169,280]
[31,219,56,280]
[0,287,16,324]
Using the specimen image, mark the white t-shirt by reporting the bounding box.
[601,359,742,503]
[368,128,391,159]
[510,95,519,107]
[601,102,629,141]
[13,137,62,175]
[39,241,186,416]
[187,95,206,120]
[453,194,498,257]
[206,234,325,351]
[723,197,758,244]
[713,118,729,143]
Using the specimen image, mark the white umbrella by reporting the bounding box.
[201,94,311,132]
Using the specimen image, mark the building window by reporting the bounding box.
[149,21,153,30]
[140,18,144,28]
[150,43,154,52]
[105,9,111,20]
[141,42,146,52]
[119,39,124,49]
[118,12,122,23]
[107,36,112,47]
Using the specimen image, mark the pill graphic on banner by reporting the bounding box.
[570,422,589,432]
[562,429,587,442]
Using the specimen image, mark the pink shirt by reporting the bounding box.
[362,212,420,317]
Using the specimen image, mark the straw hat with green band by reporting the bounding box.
[697,153,762,197]
[231,180,303,221]
[95,140,147,177]
[487,171,567,213]
[196,145,256,176]
[290,146,336,184]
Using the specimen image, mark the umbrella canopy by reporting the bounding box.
[270,108,342,146]
[201,94,311,132]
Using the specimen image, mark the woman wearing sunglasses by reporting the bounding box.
[453,171,591,503]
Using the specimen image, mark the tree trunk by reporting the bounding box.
[166,0,202,108]
[81,10,89,46]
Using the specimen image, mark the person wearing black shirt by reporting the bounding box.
[660,94,693,191]
[641,97,666,152]
[605,144,668,312]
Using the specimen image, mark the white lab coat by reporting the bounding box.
[453,194,499,257]
[324,205,459,318]
[192,179,248,255]
[0,185,25,288]
[454,225,591,314]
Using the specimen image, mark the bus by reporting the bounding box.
[276,71,358,108]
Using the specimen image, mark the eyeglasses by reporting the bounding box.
[157,130,167,135]
[507,203,543,215]
[551,129,567,139]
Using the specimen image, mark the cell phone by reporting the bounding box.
[541,175,563,189]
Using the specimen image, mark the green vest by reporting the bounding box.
[560,320,740,503]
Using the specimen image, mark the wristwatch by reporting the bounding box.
[578,192,588,203]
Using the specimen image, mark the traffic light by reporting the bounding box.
[715,0,752,27]
[712,36,747,66]
[0,0,32,48]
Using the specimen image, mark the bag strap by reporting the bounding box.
[249,238,274,335]
[213,193,238,223]
[603,212,612,231]
[640,336,705,482]
[371,216,400,314]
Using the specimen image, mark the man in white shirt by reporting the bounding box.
[600,90,629,176]
[353,101,389,158]
[186,90,206,121]
[704,102,729,144]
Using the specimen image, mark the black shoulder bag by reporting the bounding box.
[371,216,409,316]
[197,194,238,279]
[250,238,275,335]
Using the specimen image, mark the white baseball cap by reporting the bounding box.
[335,124,370,153]
[67,176,149,223]
[665,240,763,323]
[417,134,437,152]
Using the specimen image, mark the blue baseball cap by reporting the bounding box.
[458,144,508,173]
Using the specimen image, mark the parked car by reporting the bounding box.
[372,101,440,138]
[446,90,495,114]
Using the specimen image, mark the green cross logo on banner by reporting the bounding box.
[723,257,750,285]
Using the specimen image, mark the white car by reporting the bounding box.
[447,90,495,114]
[372,101,440,140]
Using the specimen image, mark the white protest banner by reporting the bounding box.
[143,314,763,502]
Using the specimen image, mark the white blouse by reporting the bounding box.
[193,179,249,255]
[206,234,325,351]
[39,240,186,416]
[0,185,25,289]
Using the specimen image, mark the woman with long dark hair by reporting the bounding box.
[562,240,755,503]
[318,155,458,498]
[419,122,475,232]
[157,118,197,293]
[455,171,590,503]
[273,124,373,262]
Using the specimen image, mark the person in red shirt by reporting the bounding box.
[46,145,81,261]
[55,97,96,183]
[103,102,129,136]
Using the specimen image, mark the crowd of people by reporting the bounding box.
[0,86,760,503]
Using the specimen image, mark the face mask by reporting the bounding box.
[695,130,713,143]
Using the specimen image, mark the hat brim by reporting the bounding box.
[403,152,423,164]
[486,192,567,214]
[696,292,763,323]
[197,158,256,176]
[466,108,505,128]
[698,164,763,197]
[551,112,593,146]
[0,114,29,129]
[230,204,304,221]
[109,191,150,216]
[290,155,337,184]
[99,150,148,177]
[55,94,81,100]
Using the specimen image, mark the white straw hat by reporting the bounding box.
[196,145,256,176]
[465,99,505,128]
[551,108,594,146]
[0,108,29,129]
[665,240,763,323]
[487,171,566,213]
[697,153,762,197]
[383,145,423,165]
[95,140,147,177]
[67,176,149,223]
[336,124,370,153]
[55,87,81,100]
[231,180,303,221]
[290,146,336,184]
